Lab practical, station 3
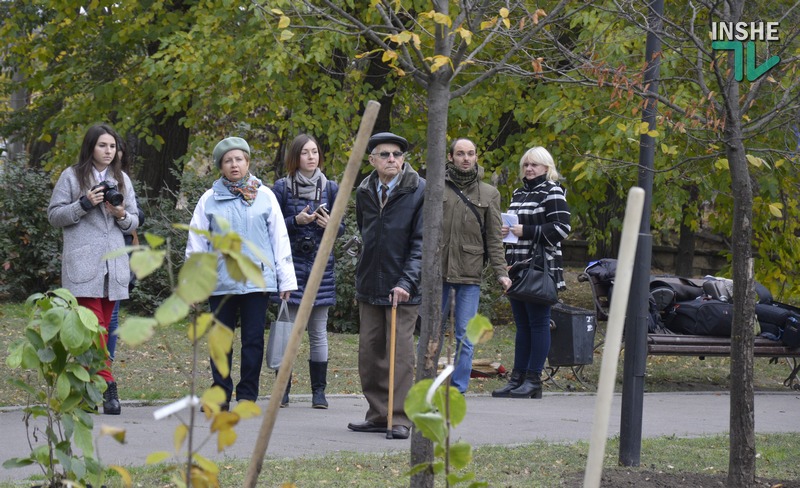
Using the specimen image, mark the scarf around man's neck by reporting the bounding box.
[222,173,261,206]
[446,162,478,189]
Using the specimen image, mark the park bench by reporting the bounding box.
[577,271,800,390]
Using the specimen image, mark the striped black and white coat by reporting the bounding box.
[504,174,571,290]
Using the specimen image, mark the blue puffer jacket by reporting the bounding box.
[271,176,345,307]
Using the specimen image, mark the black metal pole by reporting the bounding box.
[619,0,663,467]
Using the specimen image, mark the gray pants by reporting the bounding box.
[357,301,418,428]
[286,304,330,362]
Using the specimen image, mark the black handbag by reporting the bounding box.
[506,245,558,305]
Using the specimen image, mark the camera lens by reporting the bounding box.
[104,188,123,206]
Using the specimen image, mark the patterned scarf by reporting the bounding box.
[222,173,261,206]
[446,162,478,189]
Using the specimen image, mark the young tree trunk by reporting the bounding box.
[722,2,757,485]
[410,72,450,488]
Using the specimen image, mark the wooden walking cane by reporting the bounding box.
[386,294,398,439]
[243,100,381,488]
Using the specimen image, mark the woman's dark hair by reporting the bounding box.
[117,137,131,174]
[285,134,322,176]
[74,123,126,193]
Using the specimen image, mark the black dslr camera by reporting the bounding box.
[297,236,316,254]
[91,181,124,206]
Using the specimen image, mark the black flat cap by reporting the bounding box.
[367,132,409,154]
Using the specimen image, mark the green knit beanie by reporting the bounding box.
[213,137,250,169]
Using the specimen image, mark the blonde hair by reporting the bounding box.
[519,146,560,181]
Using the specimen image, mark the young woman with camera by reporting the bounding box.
[271,134,345,409]
[47,123,140,415]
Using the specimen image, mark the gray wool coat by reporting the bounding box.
[48,167,139,302]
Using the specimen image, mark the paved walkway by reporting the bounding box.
[2,392,799,482]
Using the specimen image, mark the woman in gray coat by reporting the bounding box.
[48,123,139,415]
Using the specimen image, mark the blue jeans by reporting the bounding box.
[441,283,481,393]
[108,300,121,361]
[508,298,552,374]
[209,293,270,402]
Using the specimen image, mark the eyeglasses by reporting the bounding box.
[372,151,404,159]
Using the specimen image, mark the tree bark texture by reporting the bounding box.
[409,74,450,488]
[135,111,189,196]
[722,2,756,486]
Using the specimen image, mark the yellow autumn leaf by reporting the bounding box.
[192,453,220,475]
[100,425,127,444]
[500,7,509,18]
[768,204,783,218]
[775,158,785,168]
[175,423,189,452]
[638,122,650,134]
[208,323,234,379]
[146,451,172,464]
[232,400,262,420]
[616,123,628,132]
[481,17,497,30]
[382,50,398,63]
[746,154,766,167]
[278,15,290,29]
[428,55,450,72]
[270,8,284,15]
[572,160,586,171]
[432,12,452,27]
[647,130,659,137]
[109,466,133,487]
[503,17,510,28]
[455,27,473,45]
[188,312,214,342]
[714,158,729,170]
[598,115,610,124]
[217,428,237,452]
[279,29,294,41]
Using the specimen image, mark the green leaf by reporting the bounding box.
[154,294,190,326]
[56,372,71,401]
[61,310,91,353]
[143,232,166,248]
[67,362,91,382]
[411,411,447,444]
[20,343,41,369]
[118,316,159,346]
[2,457,35,469]
[176,253,218,304]
[449,441,473,470]
[404,379,435,418]
[73,421,94,456]
[430,386,467,426]
[130,249,167,280]
[465,314,493,345]
[76,306,100,332]
[50,288,78,307]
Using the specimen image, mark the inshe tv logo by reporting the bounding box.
[711,22,781,82]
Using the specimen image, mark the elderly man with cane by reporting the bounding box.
[347,132,425,440]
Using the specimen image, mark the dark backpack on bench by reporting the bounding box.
[667,298,734,336]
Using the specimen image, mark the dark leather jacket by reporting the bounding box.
[355,163,425,305]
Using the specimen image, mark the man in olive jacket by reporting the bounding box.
[441,138,511,393]
[347,132,425,440]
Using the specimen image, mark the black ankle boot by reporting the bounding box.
[309,360,329,409]
[276,370,291,407]
[103,381,121,415]
[491,369,525,398]
[509,371,543,399]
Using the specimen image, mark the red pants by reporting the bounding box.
[77,297,116,383]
